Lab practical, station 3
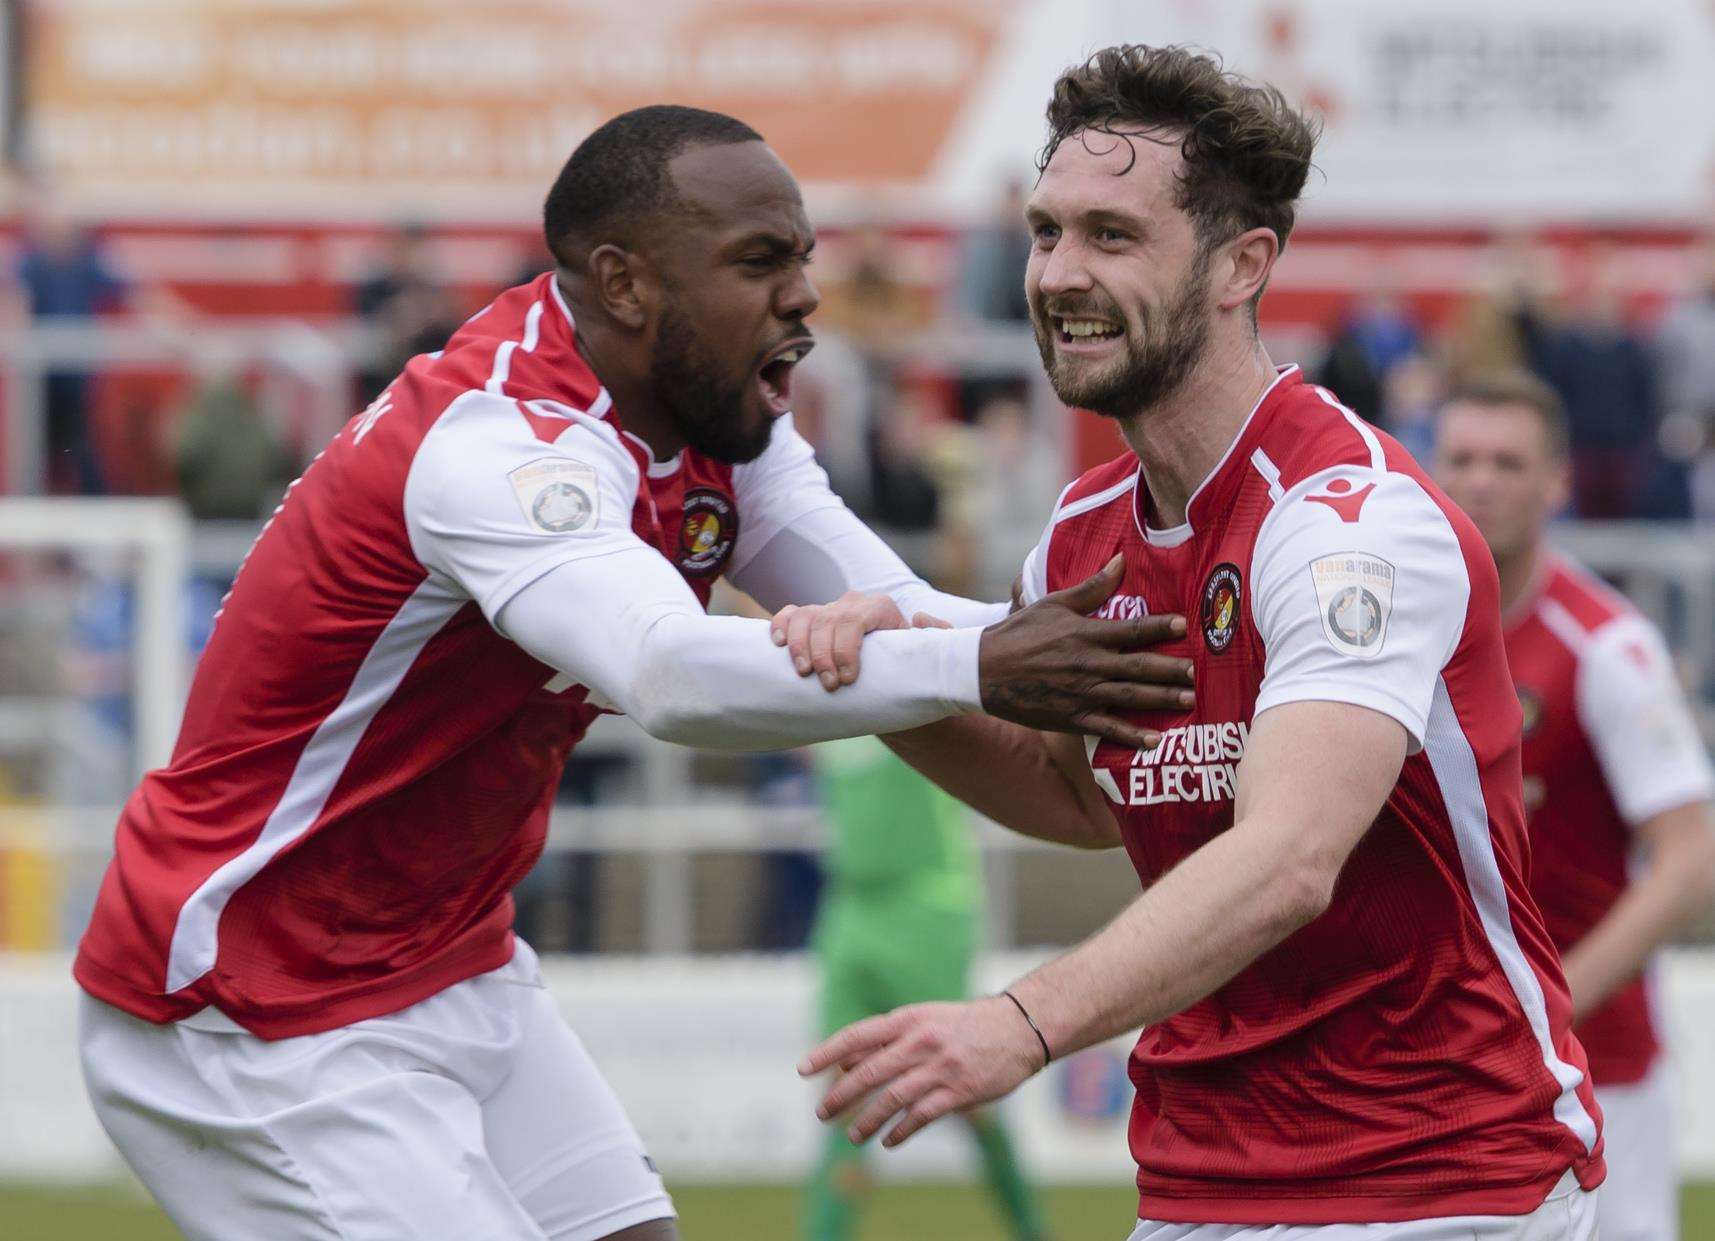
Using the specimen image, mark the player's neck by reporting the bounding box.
[562,277,689,461]
[1494,537,1549,621]
[1117,337,1275,530]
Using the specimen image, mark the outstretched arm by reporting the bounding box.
[725,413,1009,630]
[883,720,1125,850]
[499,551,1179,753]
[799,699,1405,1146]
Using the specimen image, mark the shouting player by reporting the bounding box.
[72,106,1195,1241]
[799,47,1605,1238]
[1436,370,1715,1241]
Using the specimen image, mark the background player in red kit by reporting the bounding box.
[71,107,1198,1241]
[799,46,1604,1238]
[1436,370,1715,1241]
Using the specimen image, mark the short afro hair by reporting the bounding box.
[543,105,764,267]
[1041,45,1318,254]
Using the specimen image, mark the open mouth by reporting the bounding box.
[756,337,815,416]
[1052,315,1124,346]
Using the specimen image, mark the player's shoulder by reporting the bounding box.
[1540,555,1639,639]
[408,389,641,505]
[1256,373,1436,498]
[1050,454,1140,526]
[1257,378,1473,546]
[1534,558,1669,689]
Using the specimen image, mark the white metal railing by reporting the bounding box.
[0,321,356,496]
[2,512,1713,956]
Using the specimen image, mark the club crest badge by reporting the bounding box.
[678,487,738,577]
[508,458,599,534]
[1309,552,1395,658]
[1200,563,1243,653]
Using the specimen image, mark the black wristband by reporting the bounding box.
[1001,989,1052,1068]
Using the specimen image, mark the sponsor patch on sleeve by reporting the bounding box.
[1308,552,1395,658]
[508,458,600,534]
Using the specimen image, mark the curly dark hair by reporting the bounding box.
[1040,45,1319,253]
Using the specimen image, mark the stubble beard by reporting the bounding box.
[650,303,773,465]
[1033,246,1216,421]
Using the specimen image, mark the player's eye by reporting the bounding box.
[1094,227,1129,244]
[1032,223,1060,246]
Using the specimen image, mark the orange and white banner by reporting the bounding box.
[16,0,1715,222]
[20,0,1016,219]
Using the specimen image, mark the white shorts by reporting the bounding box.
[1596,1062,1678,1241]
[78,941,674,1241]
[1126,1171,1596,1241]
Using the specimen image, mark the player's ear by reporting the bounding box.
[586,244,648,332]
[1215,226,1279,313]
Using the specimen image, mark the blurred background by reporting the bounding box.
[2,0,1715,1236]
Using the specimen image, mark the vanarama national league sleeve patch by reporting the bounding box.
[1309,552,1395,658]
[508,458,600,534]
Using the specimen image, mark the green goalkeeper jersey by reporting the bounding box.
[814,735,979,911]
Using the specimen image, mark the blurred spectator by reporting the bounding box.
[2,189,184,494]
[1656,232,1715,426]
[937,396,1064,597]
[1310,265,1420,421]
[1516,244,1658,518]
[865,389,942,532]
[1441,234,1543,383]
[818,219,930,349]
[1378,351,1443,465]
[1313,284,1421,424]
[170,351,295,520]
[353,225,460,401]
[955,177,1032,325]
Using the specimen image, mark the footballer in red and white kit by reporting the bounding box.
[1437,374,1715,1241]
[73,108,1194,1241]
[800,48,1602,1239]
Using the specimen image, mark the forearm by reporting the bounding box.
[499,555,982,751]
[1561,803,1715,1020]
[633,611,981,749]
[884,718,1120,848]
[731,508,1007,628]
[1008,811,1329,1057]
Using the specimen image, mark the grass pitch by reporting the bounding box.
[2,1181,1712,1239]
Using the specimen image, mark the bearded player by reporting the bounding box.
[72,106,1197,1241]
[1436,370,1715,1241]
[797,47,1604,1238]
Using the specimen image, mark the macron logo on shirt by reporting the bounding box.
[1306,477,1376,523]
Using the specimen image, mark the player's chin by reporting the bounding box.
[721,396,778,463]
[1049,352,1125,401]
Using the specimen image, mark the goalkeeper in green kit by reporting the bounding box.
[804,735,1050,1241]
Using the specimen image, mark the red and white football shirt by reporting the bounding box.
[1022,367,1604,1224]
[75,275,843,1038]
[1505,554,1715,1086]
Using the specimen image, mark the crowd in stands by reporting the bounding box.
[1317,234,1715,522]
[6,187,1714,537]
[6,193,1715,953]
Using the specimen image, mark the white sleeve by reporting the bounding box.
[1577,616,1715,825]
[727,414,852,576]
[403,392,644,622]
[495,550,984,751]
[1251,467,1471,752]
[726,415,1008,626]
